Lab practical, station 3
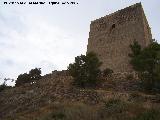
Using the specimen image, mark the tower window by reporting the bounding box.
[111,24,115,29]
[110,24,116,33]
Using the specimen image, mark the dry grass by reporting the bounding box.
[36,99,160,120]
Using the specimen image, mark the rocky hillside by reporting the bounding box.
[0,71,160,120]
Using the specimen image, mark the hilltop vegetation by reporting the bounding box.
[16,68,42,86]
[38,98,160,120]
[68,52,102,87]
[129,40,160,91]
[1,41,160,120]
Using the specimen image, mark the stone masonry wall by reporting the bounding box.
[0,71,139,119]
[87,3,152,72]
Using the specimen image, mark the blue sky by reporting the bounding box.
[0,0,160,85]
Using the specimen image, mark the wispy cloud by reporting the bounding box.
[0,0,160,86]
[0,7,86,85]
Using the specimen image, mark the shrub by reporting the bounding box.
[129,92,145,102]
[0,83,7,92]
[133,109,160,120]
[0,83,12,92]
[129,40,160,91]
[15,73,31,86]
[138,72,153,90]
[29,68,41,80]
[98,98,132,120]
[40,102,97,120]
[103,68,113,77]
[126,74,134,80]
[15,68,42,86]
[104,98,128,114]
[68,52,102,87]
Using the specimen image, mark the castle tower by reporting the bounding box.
[87,3,152,72]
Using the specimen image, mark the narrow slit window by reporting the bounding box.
[112,24,115,29]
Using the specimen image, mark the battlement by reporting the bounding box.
[89,3,149,37]
[87,3,152,72]
[92,3,142,23]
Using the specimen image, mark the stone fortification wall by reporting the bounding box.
[0,71,155,119]
[87,3,152,72]
[42,70,69,79]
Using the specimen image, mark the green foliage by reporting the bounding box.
[133,109,160,120]
[138,72,153,90]
[98,98,136,120]
[129,92,145,102]
[126,74,134,80]
[0,83,7,92]
[40,103,97,120]
[129,41,160,90]
[104,98,128,114]
[129,40,141,57]
[68,52,102,87]
[103,68,113,77]
[0,79,12,92]
[15,68,41,86]
[16,73,31,86]
[29,68,41,80]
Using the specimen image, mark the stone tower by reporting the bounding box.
[87,3,152,72]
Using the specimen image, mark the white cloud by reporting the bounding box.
[0,8,86,85]
[0,0,160,86]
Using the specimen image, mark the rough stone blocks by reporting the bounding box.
[87,3,152,72]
